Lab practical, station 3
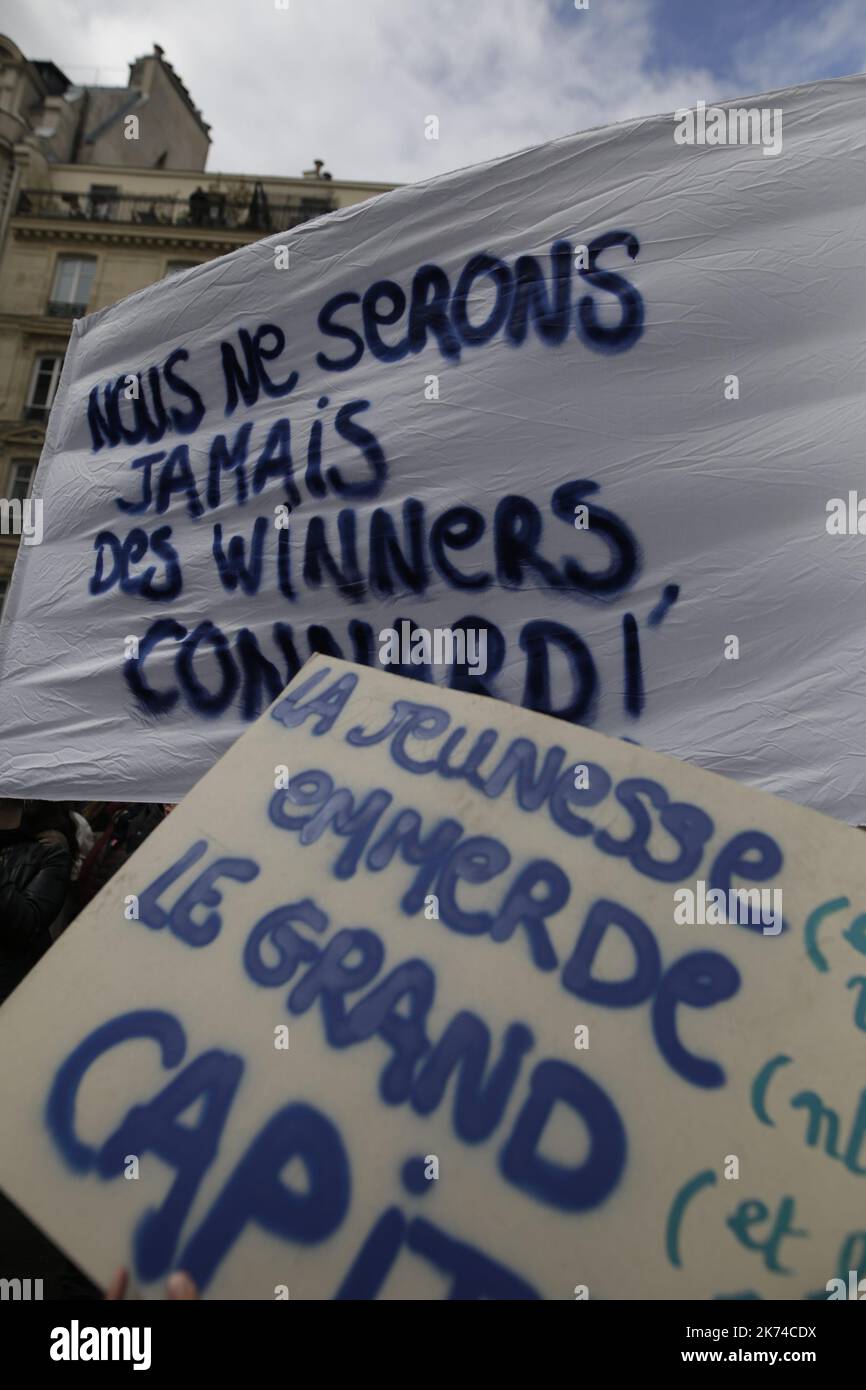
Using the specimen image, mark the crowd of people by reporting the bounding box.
[0,798,169,1005]
[0,796,172,1298]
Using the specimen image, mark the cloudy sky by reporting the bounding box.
[5,0,865,183]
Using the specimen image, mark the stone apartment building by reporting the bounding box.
[0,33,394,615]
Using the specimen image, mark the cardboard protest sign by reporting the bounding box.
[2,75,866,816]
[0,655,864,1299]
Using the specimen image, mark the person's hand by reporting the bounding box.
[105,1267,199,1300]
[37,829,68,849]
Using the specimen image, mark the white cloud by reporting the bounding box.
[4,0,865,184]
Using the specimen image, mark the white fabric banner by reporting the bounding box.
[1,74,864,814]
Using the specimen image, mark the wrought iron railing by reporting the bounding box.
[15,189,335,234]
[46,300,88,318]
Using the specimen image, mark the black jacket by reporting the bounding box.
[0,831,72,1004]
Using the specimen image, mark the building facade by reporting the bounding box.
[0,35,394,614]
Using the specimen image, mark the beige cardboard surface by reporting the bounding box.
[0,654,864,1299]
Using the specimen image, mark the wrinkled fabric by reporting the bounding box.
[0,74,865,819]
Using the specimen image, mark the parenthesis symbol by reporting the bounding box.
[665,1168,716,1269]
[804,897,849,973]
[751,1052,792,1127]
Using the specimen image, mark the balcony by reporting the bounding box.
[46,300,88,318]
[15,188,336,235]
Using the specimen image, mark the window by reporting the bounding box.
[0,576,8,622]
[8,461,35,502]
[25,355,63,421]
[48,256,96,316]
